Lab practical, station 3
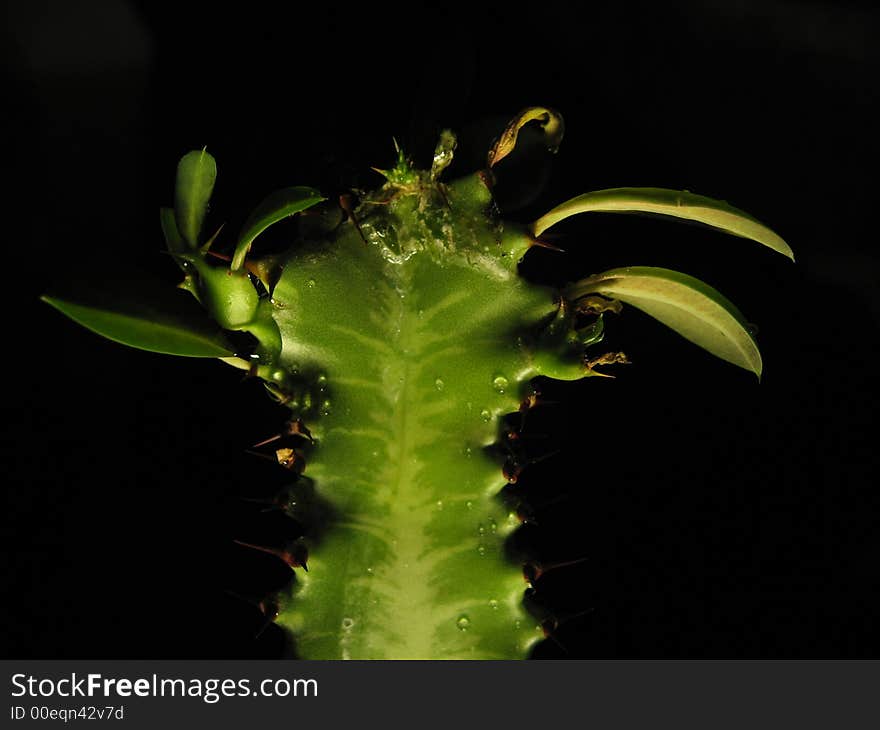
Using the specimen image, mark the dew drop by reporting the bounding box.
[341,617,355,630]
[321,399,332,415]
[489,519,497,533]
[489,599,499,610]
[492,375,509,393]
[480,409,491,423]
[456,615,470,631]
[477,523,485,536]
[317,373,328,386]
[435,377,445,391]
[436,500,444,511]
[477,545,486,556]
[307,279,316,288]
[465,501,473,510]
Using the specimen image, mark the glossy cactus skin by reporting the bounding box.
[266,183,556,659]
[42,108,792,659]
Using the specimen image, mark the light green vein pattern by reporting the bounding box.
[271,230,552,658]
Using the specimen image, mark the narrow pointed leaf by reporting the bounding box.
[175,148,217,248]
[159,207,186,254]
[42,282,234,357]
[566,266,762,377]
[231,186,325,270]
[533,188,793,261]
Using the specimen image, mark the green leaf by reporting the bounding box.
[42,281,234,358]
[175,148,217,248]
[159,207,186,254]
[231,186,325,270]
[566,266,762,377]
[533,188,794,261]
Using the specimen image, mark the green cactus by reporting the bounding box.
[42,107,792,659]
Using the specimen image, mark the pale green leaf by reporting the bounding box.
[566,266,762,377]
[42,282,233,358]
[175,148,217,248]
[533,187,793,260]
[231,186,325,270]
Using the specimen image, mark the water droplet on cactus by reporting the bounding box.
[477,523,485,536]
[477,545,486,556]
[465,501,473,510]
[480,408,491,422]
[489,599,499,610]
[317,373,328,386]
[321,399,332,415]
[456,615,470,631]
[341,617,355,630]
[489,518,497,533]
[435,377,445,391]
[307,279,316,288]
[436,500,444,511]
[492,375,509,393]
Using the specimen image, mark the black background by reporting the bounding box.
[3,1,878,658]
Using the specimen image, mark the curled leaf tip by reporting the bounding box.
[488,106,565,168]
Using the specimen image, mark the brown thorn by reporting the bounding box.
[524,555,590,584]
[252,433,282,449]
[206,250,232,262]
[232,539,308,571]
[244,449,278,463]
[529,238,566,253]
[339,193,369,245]
[239,494,289,512]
